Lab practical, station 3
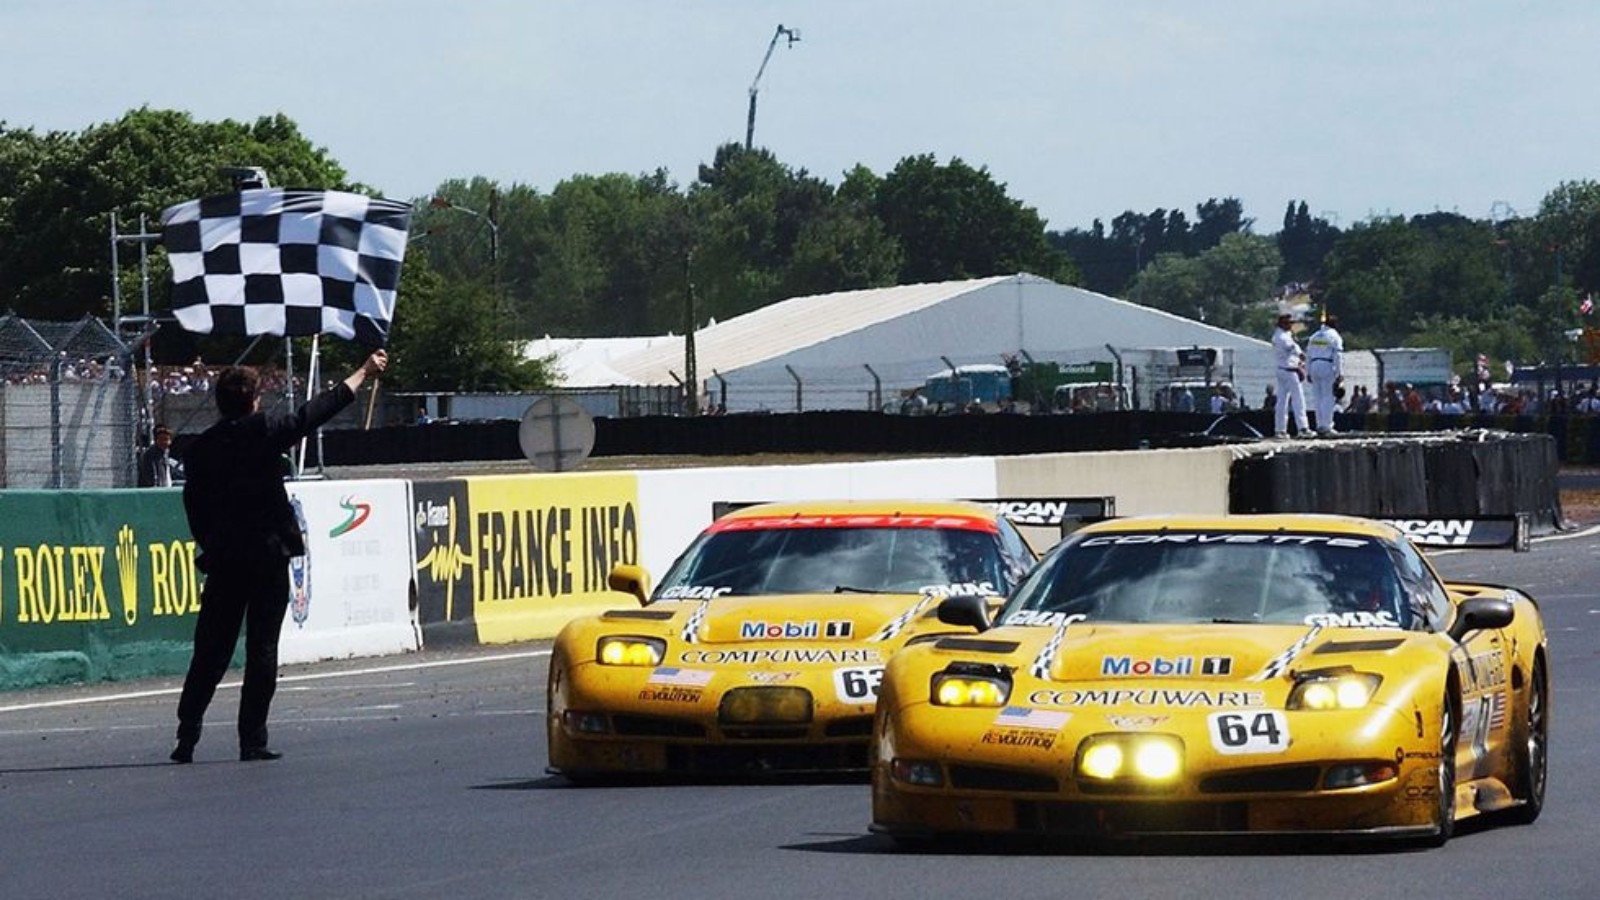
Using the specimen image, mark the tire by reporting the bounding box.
[1424,691,1460,847]
[1505,659,1549,825]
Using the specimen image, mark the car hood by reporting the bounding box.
[664,593,938,645]
[993,622,1413,683]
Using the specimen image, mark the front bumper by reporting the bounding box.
[871,700,1441,838]
[549,657,882,774]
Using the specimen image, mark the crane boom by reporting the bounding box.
[745,24,800,150]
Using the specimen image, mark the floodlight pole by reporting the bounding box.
[745,24,801,151]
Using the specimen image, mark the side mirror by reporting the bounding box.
[936,594,991,633]
[1447,595,1514,641]
[607,563,651,606]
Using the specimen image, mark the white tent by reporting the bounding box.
[554,274,1276,412]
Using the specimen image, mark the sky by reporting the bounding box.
[4,1,1597,233]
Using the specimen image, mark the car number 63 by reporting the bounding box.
[1208,710,1291,754]
[833,666,884,703]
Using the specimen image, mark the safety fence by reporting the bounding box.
[0,432,1560,691]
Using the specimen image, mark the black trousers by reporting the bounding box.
[175,556,291,750]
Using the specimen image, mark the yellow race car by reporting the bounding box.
[871,514,1547,845]
[546,500,1047,778]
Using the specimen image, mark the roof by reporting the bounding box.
[721,499,1000,522]
[608,276,1014,385]
[1081,514,1397,539]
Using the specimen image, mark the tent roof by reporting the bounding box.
[609,276,1014,384]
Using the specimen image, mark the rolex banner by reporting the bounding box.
[0,490,200,691]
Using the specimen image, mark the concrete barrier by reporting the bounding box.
[280,480,420,665]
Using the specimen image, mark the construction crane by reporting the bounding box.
[745,24,800,151]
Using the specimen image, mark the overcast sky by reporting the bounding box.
[5,1,1596,232]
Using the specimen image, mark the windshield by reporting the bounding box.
[1002,531,1414,629]
[654,526,1010,599]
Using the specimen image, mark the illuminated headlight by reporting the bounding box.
[596,635,665,667]
[1077,734,1184,784]
[1288,671,1382,710]
[930,665,1012,707]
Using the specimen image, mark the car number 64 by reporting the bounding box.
[1208,710,1291,754]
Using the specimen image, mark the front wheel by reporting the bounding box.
[1424,691,1459,847]
[1505,659,1548,824]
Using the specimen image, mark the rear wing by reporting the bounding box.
[710,497,1117,536]
[1380,515,1531,552]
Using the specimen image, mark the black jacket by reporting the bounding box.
[182,384,354,572]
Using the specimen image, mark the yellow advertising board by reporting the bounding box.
[464,472,641,643]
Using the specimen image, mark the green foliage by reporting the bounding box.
[873,154,1076,285]
[1127,233,1282,331]
[383,260,554,391]
[9,107,1600,390]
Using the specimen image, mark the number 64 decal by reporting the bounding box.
[1208,710,1291,754]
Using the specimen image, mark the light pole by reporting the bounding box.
[429,192,501,309]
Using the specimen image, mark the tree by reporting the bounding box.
[0,108,351,321]
[872,153,1075,285]
[1127,233,1281,331]
[382,260,554,391]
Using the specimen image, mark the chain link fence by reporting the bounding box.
[0,316,137,488]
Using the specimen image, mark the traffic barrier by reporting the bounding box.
[1228,433,1560,529]
[410,472,643,646]
[279,480,420,665]
[0,481,419,692]
[0,489,197,690]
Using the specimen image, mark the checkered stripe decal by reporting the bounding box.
[869,596,933,642]
[1029,620,1073,679]
[680,599,711,644]
[1252,624,1324,681]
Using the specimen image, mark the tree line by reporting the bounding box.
[2,108,1597,390]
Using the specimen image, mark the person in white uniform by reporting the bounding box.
[1305,313,1345,434]
[1271,312,1310,438]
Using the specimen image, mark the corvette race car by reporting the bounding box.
[546,500,1053,778]
[871,514,1548,845]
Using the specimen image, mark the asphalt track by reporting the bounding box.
[2,530,1598,899]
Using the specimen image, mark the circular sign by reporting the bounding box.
[518,396,595,472]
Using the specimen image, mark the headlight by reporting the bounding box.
[1287,670,1382,710]
[596,635,666,666]
[1076,734,1184,784]
[719,687,813,724]
[930,664,1012,707]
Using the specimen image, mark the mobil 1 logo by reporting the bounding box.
[833,666,884,703]
[1208,710,1290,754]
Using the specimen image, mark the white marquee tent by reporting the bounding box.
[535,273,1279,413]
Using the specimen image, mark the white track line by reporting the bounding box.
[0,649,550,714]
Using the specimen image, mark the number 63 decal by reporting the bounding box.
[1208,710,1291,754]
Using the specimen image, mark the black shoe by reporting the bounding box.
[239,747,283,762]
[170,740,195,764]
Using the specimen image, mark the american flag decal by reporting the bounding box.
[993,706,1070,731]
[647,667,714,687]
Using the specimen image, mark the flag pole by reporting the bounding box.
[296,335,320,478]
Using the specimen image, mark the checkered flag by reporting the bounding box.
[160,189,413,347]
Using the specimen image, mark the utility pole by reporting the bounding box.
[684,249,699,416]
[746,24,801,151]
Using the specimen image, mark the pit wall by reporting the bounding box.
[0,435,1558,690]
